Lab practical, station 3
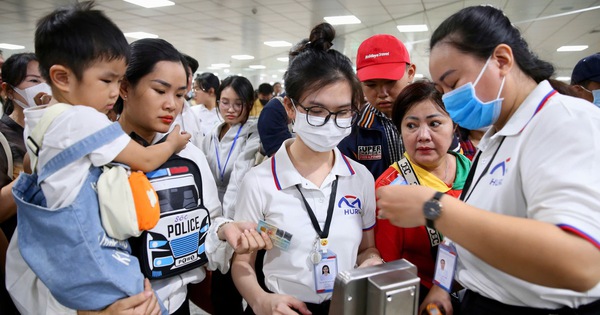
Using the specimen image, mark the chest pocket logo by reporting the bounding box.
[489,157,511,186]
[338,195,362,215]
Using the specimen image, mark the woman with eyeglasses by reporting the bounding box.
[191,72,220,137]
[201,75,260,315]
[231,22,383,315]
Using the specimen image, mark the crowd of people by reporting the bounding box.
[1,1,600,315]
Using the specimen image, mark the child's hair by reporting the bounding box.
[114,38,187,114]
[217,75,255,125]
[35,1,130,83]
[430,5,554,83]
[284,23,361,111]
[1,52,38,115]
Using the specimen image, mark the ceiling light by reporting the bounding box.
[211,63,230,68]
[557,45,588,52]
[397,24,428,32]
[264,41,292,47]
[123,0,174,8]
[249,65,266,69]
[277,57,289,62]
[232,55,254,60]
[414,74,425,78]
[223,69,230,73]
[124,32,158,39]
[555,76,571,81]
[0,43,25,50]
[278,69,286,73]
[324,15,361,25]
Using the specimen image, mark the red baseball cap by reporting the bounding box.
[356,34,410,82]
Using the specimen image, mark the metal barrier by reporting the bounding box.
[329,259,420,315]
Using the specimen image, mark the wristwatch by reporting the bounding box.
[423,191,444,229]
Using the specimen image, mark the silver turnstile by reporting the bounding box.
[329,259,420,315]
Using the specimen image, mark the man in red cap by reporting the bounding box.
[338,34,416,178]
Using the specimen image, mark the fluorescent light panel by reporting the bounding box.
[414,74,425,78]
[0,43,25,50]
[277,57,289,62]
[324,15,361,25]
[397,24,428,32]
[124,32,158,39]
[557,45,588,52]
[231,55,254,60]
[249,65,266,69]
[555,76,571,81]
[264,41,292,47]
[123,0,174,8]
[211,63,230,68]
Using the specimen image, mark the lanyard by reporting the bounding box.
[295,177,338,239]
[460,89,557,202]
[214,124,243,181]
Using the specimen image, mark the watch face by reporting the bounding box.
[424,200,441,220]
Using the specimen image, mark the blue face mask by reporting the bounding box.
[442,57,506,130]
[592,89,600,107]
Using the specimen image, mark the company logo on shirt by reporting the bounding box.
[489,157,511,186]
[338,195,362,215]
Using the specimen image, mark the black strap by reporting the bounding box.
[295,177,338,239]
[460,136,506,202]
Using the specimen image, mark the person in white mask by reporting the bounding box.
[232,22,383,315]
[0,52,52,314]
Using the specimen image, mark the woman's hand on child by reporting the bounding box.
[220,221,273,254]
[77,278,160,315]
[166,125,191,153]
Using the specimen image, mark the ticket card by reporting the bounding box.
[257,220,292,251]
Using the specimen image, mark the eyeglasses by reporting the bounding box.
[218,99,243,111]
[291,99,358,128]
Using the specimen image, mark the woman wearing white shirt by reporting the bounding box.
[118,39,270,315]
[191,72,220,137]
[376,6,600,315]
[202,75,261,315]
[232,22,383,315]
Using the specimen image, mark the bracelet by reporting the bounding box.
[216,221,232,240]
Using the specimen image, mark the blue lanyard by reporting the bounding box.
[214,124,243,181]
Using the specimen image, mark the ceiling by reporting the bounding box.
[1,0,599,87]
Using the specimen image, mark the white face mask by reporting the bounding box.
[12,83,52,109]
[292,110,352,152]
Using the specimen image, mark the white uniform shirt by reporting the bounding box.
[202,119,260,218]
[170,100,204,149]
[190,104,220,137]
[457,80,600,308]
[7,132,234,314]
[234,139,376,304]
[24,105,130,208]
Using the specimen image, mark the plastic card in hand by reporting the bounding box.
[257,220,292,251]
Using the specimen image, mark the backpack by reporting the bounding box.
[130,153,211,279]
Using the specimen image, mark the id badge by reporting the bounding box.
[313,249,337,294]
[433,241,457,293]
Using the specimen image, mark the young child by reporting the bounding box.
[6,1,189,313]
